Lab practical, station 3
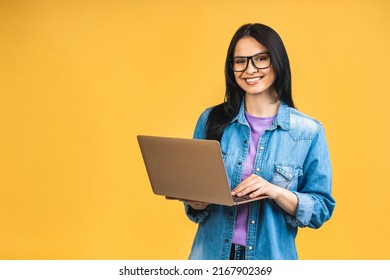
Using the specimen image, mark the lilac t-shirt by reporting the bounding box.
[232,112,275,246]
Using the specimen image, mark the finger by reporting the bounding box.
[232,175,261,195]
[231,179,251,195]
[238,183,262,196]
[248,188,266,198]
[188,201,209,210]
[239,174,258,185]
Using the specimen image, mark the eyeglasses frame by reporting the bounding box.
[229,51,272,72]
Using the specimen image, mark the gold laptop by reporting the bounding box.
[137,135,268,206]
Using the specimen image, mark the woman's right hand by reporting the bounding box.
[165,197,209,210]
[185,200,209,210]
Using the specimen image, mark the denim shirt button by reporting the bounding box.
[251,220,255,224]
[260,146,264,150]
[225,239,230,243]
[255,168,260,172]
[248,246,253,250]
[237,161,242,165]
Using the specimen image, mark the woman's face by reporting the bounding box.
[233,36,276,97]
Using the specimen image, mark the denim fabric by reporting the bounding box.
[185,101,335,260]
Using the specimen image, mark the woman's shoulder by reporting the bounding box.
[286,106,324,140]
[194,104,219,139]
[194,103,229,140]
[197,103,226,120]
[196,105,214,121]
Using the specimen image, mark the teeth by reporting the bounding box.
[246,77,261,83]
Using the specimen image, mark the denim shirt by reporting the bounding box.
[185,102,335,260]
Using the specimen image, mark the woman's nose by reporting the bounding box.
[245,59,258,74]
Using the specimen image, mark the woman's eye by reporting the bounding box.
[234,58,247,64]
[254,55,268,62]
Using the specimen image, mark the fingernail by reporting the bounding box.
[231,191,236,195]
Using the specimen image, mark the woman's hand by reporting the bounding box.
[231,174,298,216]
[231,174,282,199]
[165,197,209,210]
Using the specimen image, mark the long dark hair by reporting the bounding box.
[206,23,295,141]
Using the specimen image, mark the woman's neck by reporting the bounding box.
[244,93,280,117]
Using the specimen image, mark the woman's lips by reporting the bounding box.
[244,76,263,85]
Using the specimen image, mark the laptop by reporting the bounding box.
[137,135,268,206]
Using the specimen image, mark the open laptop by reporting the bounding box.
[137,135,268,206]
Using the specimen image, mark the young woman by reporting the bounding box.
[184,23,335,260]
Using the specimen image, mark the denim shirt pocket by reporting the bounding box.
[271,164,303,191]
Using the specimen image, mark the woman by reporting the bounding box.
[184,23,335,260]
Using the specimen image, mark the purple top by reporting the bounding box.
[232,112,275,246]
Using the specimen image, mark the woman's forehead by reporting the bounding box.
[234,36,268,56]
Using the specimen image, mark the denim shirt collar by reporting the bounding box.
[231,100,290,131]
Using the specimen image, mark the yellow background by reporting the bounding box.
[1,0,389,259]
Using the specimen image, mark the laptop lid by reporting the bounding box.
[137,135,267,206]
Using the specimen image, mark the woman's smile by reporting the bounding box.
[243,76,263,85]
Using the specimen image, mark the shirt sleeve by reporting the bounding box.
[285,124,336,228]
[184,203,211,223]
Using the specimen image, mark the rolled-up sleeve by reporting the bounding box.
[286,125,336,228]
[184,203,211,223]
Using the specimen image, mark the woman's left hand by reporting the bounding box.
[231,174,281,200]
[231,174,298,216]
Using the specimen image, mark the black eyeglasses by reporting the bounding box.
[229,52,272,72]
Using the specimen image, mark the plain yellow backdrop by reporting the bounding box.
[1,0,389,259]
